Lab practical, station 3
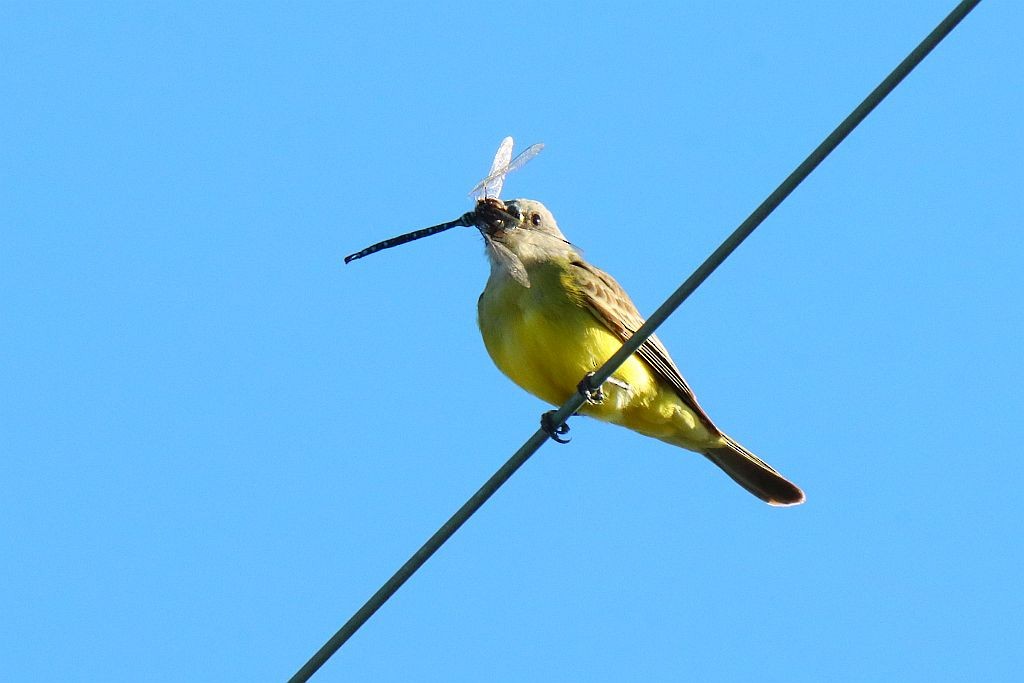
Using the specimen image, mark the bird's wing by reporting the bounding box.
[569,259,721,434]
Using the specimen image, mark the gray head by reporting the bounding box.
[474,198,578,288]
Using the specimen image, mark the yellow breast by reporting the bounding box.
[477,260,655,410]
[476,258,718,450]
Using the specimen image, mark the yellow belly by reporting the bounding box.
[477,262,716,450]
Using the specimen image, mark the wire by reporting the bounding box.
[288,2,982,679]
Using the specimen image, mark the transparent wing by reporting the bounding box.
[469,139,544,199]
[488,136,514,180]
[503,142,544,175]
[472,136,513,200]
[488,240,531,288]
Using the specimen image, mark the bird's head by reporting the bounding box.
[472,198,576,288]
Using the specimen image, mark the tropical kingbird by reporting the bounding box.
[474,198,805,506]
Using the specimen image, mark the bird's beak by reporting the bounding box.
[472,198,520,238]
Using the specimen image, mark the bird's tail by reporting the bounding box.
[701,435,805,506]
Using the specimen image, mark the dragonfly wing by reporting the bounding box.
[469,137,544,199]
[487,239,531,288]
[501,142,544,177]
[475,136,514,199]
[488,136,514,178]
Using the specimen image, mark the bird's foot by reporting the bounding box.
[577,372,605,404]
[577,373,630,405]
[540,411,571,444]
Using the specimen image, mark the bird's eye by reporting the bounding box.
[531,213,542,226]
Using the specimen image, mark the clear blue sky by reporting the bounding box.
[3,2,1021,681]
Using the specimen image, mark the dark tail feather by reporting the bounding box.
[702,436,805,506]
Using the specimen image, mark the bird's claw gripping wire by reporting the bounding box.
[541,411,571,444]
[577,372,605,404]
[577,372,629,405]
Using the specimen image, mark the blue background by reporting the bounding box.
[3,2,1021,681]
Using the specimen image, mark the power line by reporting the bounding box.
[289,1,982,680]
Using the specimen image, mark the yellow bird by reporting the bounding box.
[475,198,804,506]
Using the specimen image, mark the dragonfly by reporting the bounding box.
[344,137,544,265]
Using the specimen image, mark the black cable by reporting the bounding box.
[289,2,982,679]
